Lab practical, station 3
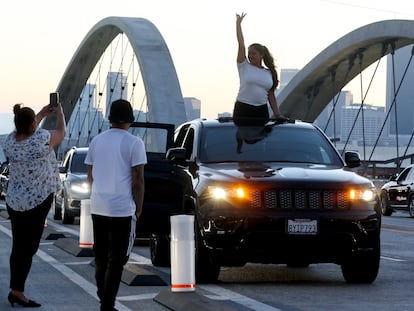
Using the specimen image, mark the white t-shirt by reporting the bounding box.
[236,59,273,106]
[85,128,147,217]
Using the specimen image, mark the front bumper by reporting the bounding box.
[198,205,380,266]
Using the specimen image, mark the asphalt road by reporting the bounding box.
[1,200,414,311]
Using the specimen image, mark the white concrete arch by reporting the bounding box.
[43,16,186,129]
[278,19,414,122]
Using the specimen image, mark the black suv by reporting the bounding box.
[53,147,89,224]
[380,164,414,217]
[152,119,381,284]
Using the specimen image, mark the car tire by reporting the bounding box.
[341,239,380,284]
[409,195,414,218]
[62,195,75,224]
[150,233,170,267]
[380,193,393,216]
[195,223,220,283]
[52,195,62,220]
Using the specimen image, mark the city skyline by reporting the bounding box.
[1,0,414,121]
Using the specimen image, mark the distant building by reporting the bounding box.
[314,91,353,139]
[61,84,107,157]
[386,45,414,141]
[106,72,128,118]
[340,104,385,146]
[183,97,201,121]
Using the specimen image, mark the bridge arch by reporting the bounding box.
[278,19,414,122]
[42,16,186,129]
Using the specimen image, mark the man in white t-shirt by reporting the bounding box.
[85,99,147,311]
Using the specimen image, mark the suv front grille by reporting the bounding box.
[249,189,349,210]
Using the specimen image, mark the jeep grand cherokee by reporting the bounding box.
[151,119,381,284]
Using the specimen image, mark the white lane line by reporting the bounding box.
[200,284,283,311]
[381,255,405,262]
[46,221,80,236]
[39,241,54,245]
[65,260,94,266]
[23,220,286,310]
[0,224,132,311]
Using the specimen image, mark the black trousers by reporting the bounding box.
[233,101,269,126]
[92,214,135,311]
[7,193,53,292]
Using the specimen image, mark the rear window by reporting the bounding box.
[199,125,343,166]
[129,127,168,153]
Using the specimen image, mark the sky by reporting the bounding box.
[1,0,414,134]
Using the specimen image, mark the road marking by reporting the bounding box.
[201,284,283,311]
[2,219,293,311]
[39,241,54,245]
[0,224,132,311]
[381,255,405,262]
[382,227,414,235]
[65,260,94,265]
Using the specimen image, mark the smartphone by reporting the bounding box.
[49,92,59,109]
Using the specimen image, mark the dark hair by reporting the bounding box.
[249,43,279,91]
[13,104,36,135]
[108,99,134,124]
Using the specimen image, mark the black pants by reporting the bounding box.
[7,193,53,292]
[233,101,269,126]
[92,214,135,311]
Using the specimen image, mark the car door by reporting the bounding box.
[387,166,414,207]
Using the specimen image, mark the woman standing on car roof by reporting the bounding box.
[4,101,66,308]
[233,12,285,126]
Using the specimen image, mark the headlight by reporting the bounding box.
[70,182,90,195]
[208,186,247,200]
[349,188,376,202]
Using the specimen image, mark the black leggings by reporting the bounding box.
[7,193,53,292]
[233,101,269,126]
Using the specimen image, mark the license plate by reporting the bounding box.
[287,219,318,235]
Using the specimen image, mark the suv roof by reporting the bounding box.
[187,118,312,130]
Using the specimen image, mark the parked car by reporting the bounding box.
[53,147,89,224]
[380,164,414,217]
[0,162,9,199]
[150,118,381,284]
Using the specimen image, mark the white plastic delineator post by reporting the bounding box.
[170,215,195,292]
[79,199,94,248]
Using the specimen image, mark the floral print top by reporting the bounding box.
[4,128,59,211]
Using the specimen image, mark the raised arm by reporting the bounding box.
[49,103,66,148]
[35,103,66,149]
[236,12,247,63]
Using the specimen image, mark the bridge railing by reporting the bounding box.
[358,153,414,180]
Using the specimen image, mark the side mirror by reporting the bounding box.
[58,166,67,174]
[166,147,187,163]
[344,151,361,168]
[389,174,398,181]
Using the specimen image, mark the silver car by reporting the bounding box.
[53,147,90,224]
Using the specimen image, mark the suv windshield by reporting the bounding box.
[71,152,87,173]
[200,125,343,166]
